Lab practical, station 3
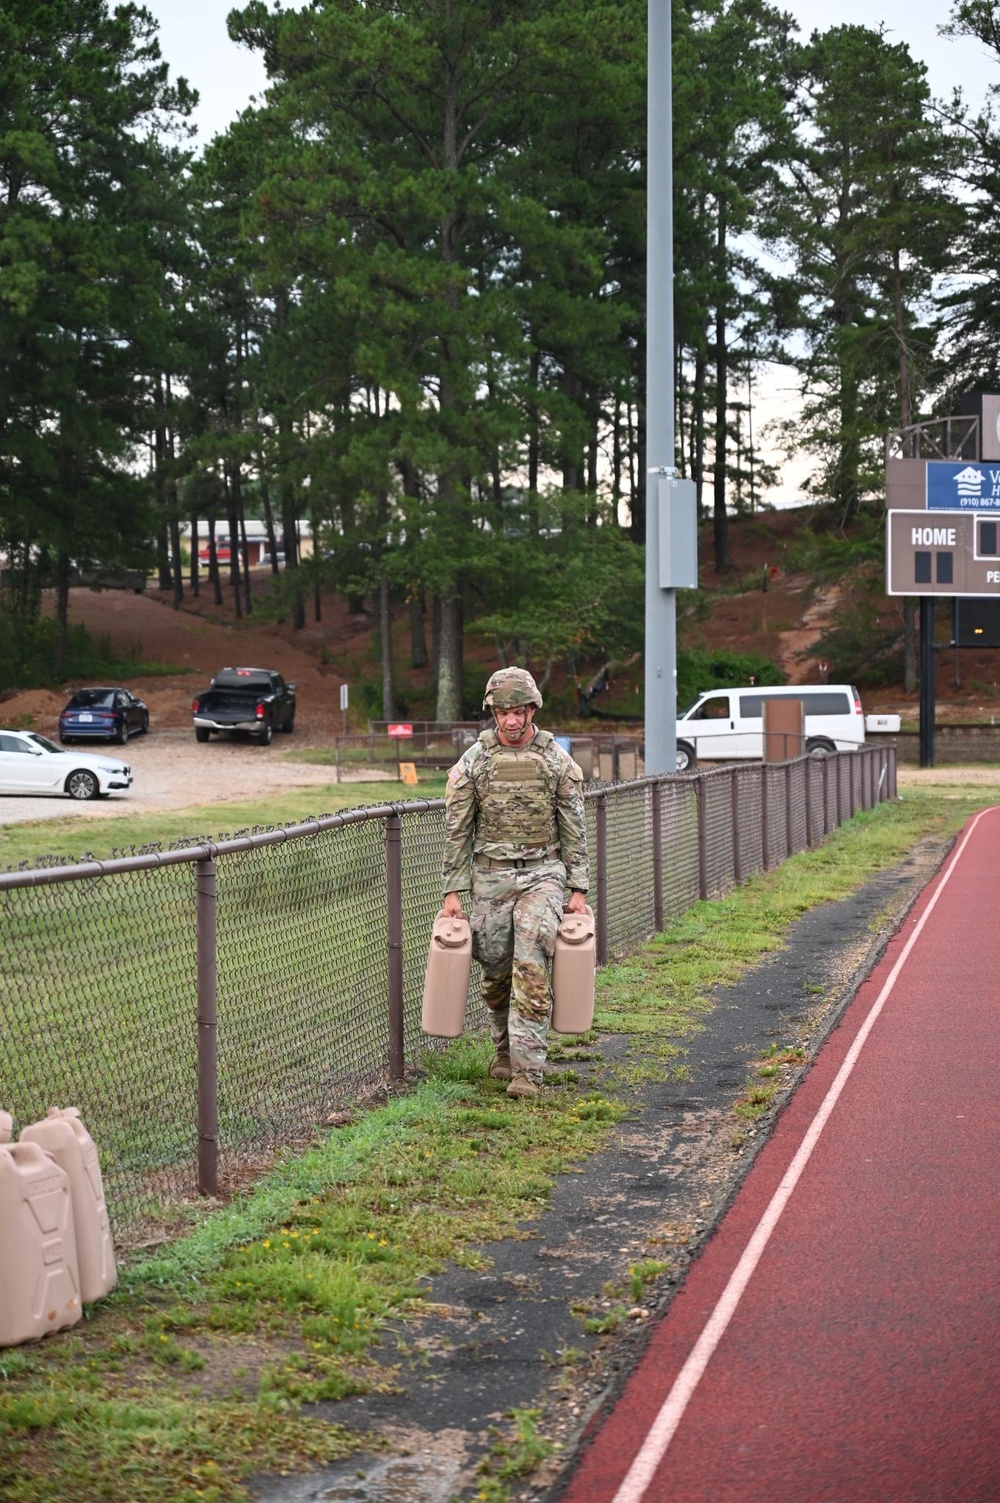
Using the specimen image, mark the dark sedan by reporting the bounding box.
[59,688,149,746]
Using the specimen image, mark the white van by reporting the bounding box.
[675,684,865,771]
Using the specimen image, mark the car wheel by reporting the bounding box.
[59,733,70,745]
[676,740,697,773]
[142,714,149,735]
[116,723,129,745]
[66,769,100,801]
[195,727,210,743]
[806,737,835,757]
[281,710,295,734]
[258,720,273,746]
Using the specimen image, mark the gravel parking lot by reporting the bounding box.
[0,728,385,827]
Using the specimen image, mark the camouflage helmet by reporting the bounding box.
[483,666,543,711]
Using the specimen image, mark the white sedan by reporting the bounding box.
[0,730,132,800]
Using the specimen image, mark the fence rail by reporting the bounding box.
[0,745,895,1240]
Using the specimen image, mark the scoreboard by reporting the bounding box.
[886,457,1000,596]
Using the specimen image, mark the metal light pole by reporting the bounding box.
[644,0,677,775]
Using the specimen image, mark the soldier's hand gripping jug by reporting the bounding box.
[551,905,596,1034]
[20,1108,117,1304]
[421,912,473,1037]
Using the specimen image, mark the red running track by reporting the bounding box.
[560,806,1000,1503]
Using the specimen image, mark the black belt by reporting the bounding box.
[473,851,559,870]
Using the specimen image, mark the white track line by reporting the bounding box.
[610,806,994,1503]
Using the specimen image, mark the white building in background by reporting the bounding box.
[179,520,313,568]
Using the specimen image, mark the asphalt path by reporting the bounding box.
[557,805,1000,1503]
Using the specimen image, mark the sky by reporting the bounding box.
[141,0,999,505]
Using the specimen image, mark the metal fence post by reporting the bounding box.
[761,762,770,871]
[785,762,793,859]
[695,776,708,900]
[596,794,609,965]
[386,809,405,1080]
[731,766,742,885]
[651,780,664,932]
[836,754,844,827]
[804,757,813,849]
[196,852,218,1198]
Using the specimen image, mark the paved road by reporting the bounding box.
[558,806,1000,1503]
[0,729,384,827]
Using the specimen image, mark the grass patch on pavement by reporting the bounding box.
[2,781,997,1502]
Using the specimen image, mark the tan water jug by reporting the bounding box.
[0,1110,12,1144]
[551,906,596,1034]
[421,912,473,1037]
[0,1141,81,1347]
[21,1108,116,1304]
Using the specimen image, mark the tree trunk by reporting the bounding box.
[436,592,463,721]
[379,571,395,720]
[54,551,70,677]
[410,590,428,668]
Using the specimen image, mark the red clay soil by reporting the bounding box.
[5,509,1000,736]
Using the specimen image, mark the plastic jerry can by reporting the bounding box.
[421,912,473,1037]
[551,906,596,1034]
[0,1141,81,1347]
[20,1108,117,1304]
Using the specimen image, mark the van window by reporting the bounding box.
[688,694,731,721]
[738,691,850,719]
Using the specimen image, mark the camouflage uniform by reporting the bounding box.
[442,717,589,1085]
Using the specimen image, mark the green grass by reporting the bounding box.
[2,778,998,1501]
[0,774,448,873]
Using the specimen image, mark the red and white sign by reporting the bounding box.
[387,723,413,738]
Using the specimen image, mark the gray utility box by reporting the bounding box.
[657,476,698,590]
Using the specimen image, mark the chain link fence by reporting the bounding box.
[0,744,895,1241]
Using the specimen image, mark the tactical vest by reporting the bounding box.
[474,732,560,854]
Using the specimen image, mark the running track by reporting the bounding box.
[559,806,1000,1503]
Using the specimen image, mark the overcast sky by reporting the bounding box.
[141,0,998,503]
[142,0,998,143]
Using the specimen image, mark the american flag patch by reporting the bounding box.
[448,764,463,783]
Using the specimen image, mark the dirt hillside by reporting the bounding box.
[5,509,1000,736]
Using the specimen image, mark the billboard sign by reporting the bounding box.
[927,461,1000,511]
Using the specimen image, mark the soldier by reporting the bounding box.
[441,667,590,1099]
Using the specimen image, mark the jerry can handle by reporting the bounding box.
[6,1141,50,1166]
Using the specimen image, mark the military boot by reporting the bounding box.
[488,1052,512,1081]
[506,1072,539,1099]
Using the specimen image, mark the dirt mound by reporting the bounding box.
[25,586,349,742]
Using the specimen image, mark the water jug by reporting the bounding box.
[551,906,596,1034]
[20,1109,117,1304]
[0,1141,81,1347]
[0,1110,11,1144]
[421,912,473,1037]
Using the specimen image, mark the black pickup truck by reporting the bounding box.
[191,667,296,745]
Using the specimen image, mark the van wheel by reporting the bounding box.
[806,737,835,757]
[676,740,697,772]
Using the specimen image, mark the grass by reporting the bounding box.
[2,777,999,1500]
[0,774,449,873]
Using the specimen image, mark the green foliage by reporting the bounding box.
[676,647,784,707]
[0,613,169,694]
